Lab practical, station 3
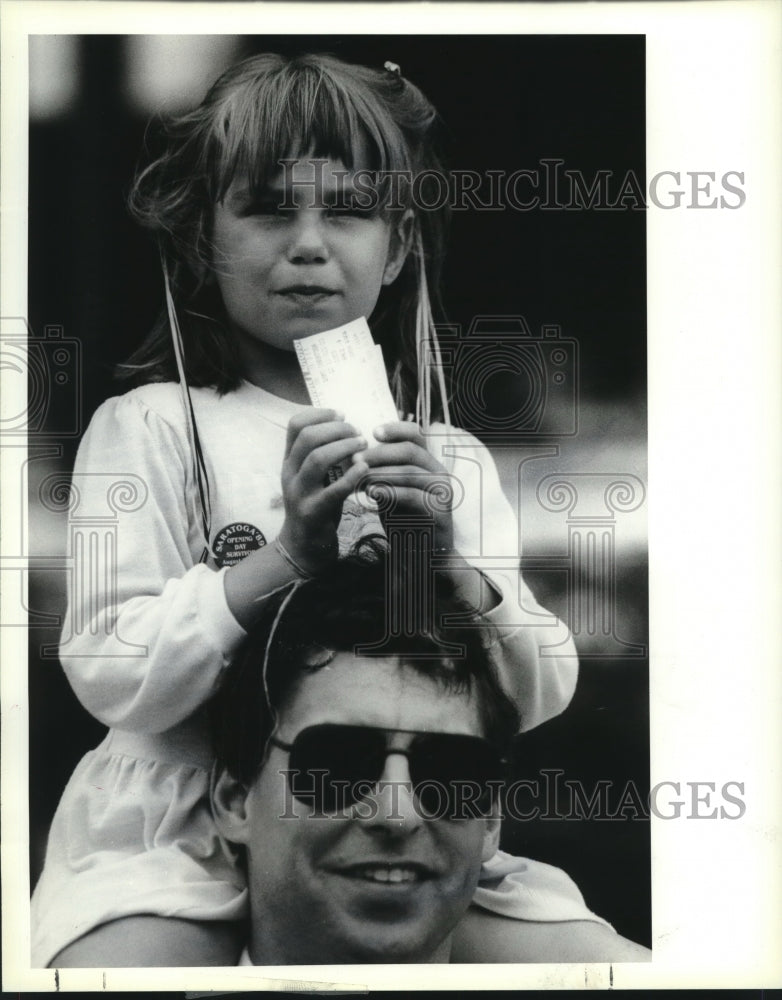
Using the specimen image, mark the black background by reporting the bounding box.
[28,34,649,950]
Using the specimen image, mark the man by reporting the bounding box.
[211,543,650,964]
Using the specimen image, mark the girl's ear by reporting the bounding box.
[211,767,252,845]
[481,807,502,863]
[382,210,415,286]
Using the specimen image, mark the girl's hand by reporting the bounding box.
[278,408,369,575]
[357,421,456,555]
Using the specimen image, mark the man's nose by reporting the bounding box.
[287,212,329,264]
[362,751,424,837]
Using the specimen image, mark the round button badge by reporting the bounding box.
[212,522,267,567]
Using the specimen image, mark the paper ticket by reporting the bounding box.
[294,317,399,446]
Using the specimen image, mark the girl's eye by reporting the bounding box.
[246,200,293,218]
[241,200,375,220]
[326,204,375,220]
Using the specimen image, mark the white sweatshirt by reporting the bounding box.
[59,380,578,737]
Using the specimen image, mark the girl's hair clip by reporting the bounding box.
[384,61,402,76]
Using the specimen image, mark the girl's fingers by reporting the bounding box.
[349,477,455,555]
[358,467,456,512]
[299,459,370,523]
[369,484,429,509]
[370,420,428,447]
[369,420,429,452]
[362,482,455,537]
[319,459,370,504]
[284,408,345,459]
[295,436,368,491]
[359,466,451,490]
[287,421,363,472]
[357,440,442,473]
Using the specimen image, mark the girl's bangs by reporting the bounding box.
[211,60,411,203]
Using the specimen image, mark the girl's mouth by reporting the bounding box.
[278,285,338,302]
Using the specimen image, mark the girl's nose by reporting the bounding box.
[287,213,329,264]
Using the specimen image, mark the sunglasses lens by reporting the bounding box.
[288,725,386,813]
[285,725,501,818]
[412,734,499,818]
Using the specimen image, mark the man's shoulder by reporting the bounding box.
[452,905,651,963]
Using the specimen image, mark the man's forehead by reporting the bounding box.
[278,652,484,741]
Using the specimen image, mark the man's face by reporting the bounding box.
[213,654,499,965]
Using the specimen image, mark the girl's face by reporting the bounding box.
[211,155,411,364]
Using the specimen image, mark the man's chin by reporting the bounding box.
[327,928,449,965]
[252,892,452,965]
[311,870,467,963]
[318,907,455,965]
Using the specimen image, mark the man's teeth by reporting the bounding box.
[356,866,419,883]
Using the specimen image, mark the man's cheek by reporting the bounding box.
[441,827,486,888]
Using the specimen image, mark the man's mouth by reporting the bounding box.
[335,863,434,885]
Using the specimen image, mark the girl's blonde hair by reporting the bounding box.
[124,52,450,423]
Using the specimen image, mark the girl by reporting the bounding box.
[31,52,609,967]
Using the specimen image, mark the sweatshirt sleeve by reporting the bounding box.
[440,428,579,732]
[58,392,247,733]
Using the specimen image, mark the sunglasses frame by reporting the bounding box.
[268,722,507,819]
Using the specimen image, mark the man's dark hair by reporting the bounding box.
[211,538,521,785]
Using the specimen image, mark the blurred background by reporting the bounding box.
[25,35,648,947]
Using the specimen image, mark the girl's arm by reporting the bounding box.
[59,394,243,732]
[224,408,369,629]
[360,422,578,731]
[59,394,364,734]
[444,426,579,731]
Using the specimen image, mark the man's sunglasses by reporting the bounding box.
[269,723,505,819]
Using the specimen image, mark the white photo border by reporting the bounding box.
[2,0,781,991]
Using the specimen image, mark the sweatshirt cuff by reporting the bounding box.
[477,569,524,641]
[197,565,248,661]
[474,851,614,928]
